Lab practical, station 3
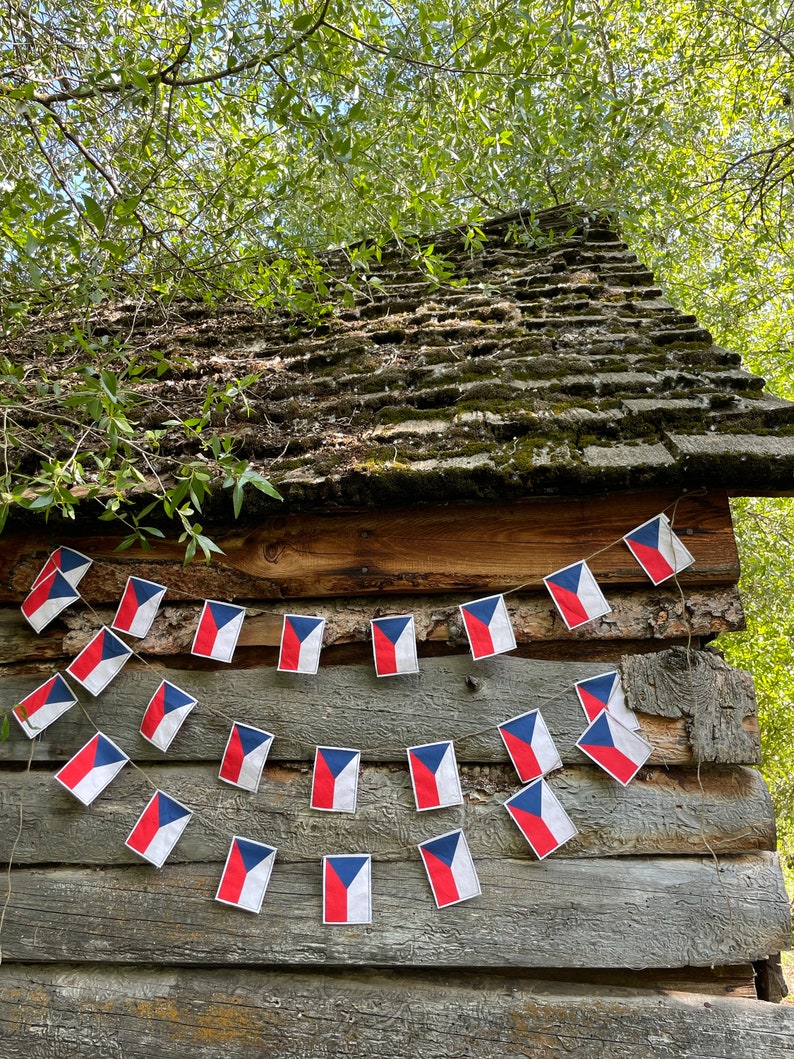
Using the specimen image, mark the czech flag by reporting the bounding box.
[13,673,77,738]
[575,670,639,730]
[66,626,132,696]
[216,837,277,913]
[371,614,419,677]
[125,790,192,868]
[418,829,480,908]
[498,709,561,783]
[459,595,516,660]
[504,778,578,860]
[191,600,246,663]
[544,561,611,630]
[323,854,371,924]
[55,733,128,805]
[311,747,361,813]
[140,680,197,751]
[624,513,695,585]
[577,711,652,786]
[407,741,462,811]
[219,723,274,792]
[278,614,325,674]
[21,568,80,633]
[112,576,167,638]
[31,547,92,590]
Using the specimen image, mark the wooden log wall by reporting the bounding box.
[0,488,791,1055]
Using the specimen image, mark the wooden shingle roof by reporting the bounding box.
[8,205,794,512]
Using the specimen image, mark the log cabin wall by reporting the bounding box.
[0,488,792,1057]
[1,206,792,1055]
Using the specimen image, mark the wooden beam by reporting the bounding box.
[0,653,760,765]
[0,854,789,968]
[0,583,745,664]
[621,647,761,765]
[4,968,791,1059]
[0,764,775,866]
[0,490,737,602]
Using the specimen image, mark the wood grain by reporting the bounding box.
[621,647,761,765]
[0,764,775,866]
[0,653,760,765]
[0,490,737,602]
[3,968,790,1059]
[0,583,745,664]
[0,854,789,968]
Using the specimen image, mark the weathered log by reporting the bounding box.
[3,967,791,1059]
[0,653,760,765]
[621,648,761,765]
[0,854,789,968]
[0,490,737,603]
[0,582,745,666]
[0,763,775,866]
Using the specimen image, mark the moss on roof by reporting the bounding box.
[3,204,793,513]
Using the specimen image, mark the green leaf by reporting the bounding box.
[82,194,106,231]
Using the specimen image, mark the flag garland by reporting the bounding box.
[112,576,167,639]
[623,513,695,585]
[371,615,419,676]
[504,778,578,859]
[66,626,133,696]
[544,560,611,630]
[311,747,361,813]
[323,854,372,924]
[418,829,480,908]
[14,502,694,919]
[13,673,77,738]
[125,790,192,868]
[216,837,277,913]
[219,723,274,792]
[278,614,325,674]
[407,741,463,811]
[459,594,515,659]
[55,733,129,805]
[140,680,198,751]
[498,710,561,784]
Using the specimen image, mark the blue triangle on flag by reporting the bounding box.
[327,855,367,886]
[421,831,460,866]
[411,742,449,772]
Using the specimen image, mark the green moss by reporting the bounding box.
[374,405,457,425]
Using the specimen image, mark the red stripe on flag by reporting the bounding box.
[193,610,219,656]
[629,540,674,583]
[510,805,560,858]
[219,727,245,784]
[422,849,460,906]
[114,582,141,632]
[548,583,589,627]
[68,634,106,681]
[581,743,640,784]
[502,729,541,782]
[373,625,398,675]
[217,842,248,905]
[462,613,494,657]
[55,736,99,790]
[127,800,161,853]
[579,689,607,722]
[311,753,337,809]
[324,863,348,922]
[21,573,59,618]
[279,621,302,671]
[140,689,166,739]
[410,755,440,809]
